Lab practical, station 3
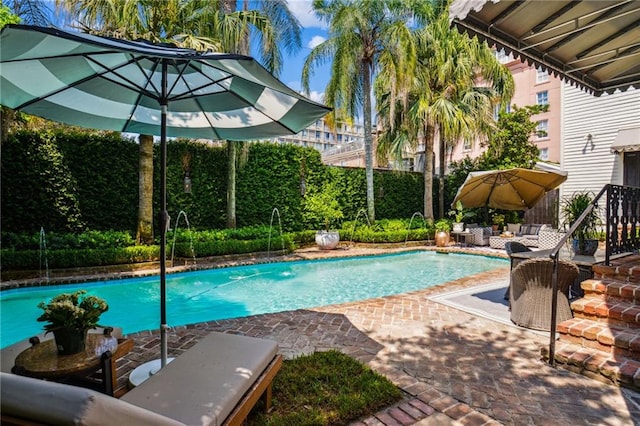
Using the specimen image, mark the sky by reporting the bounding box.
[276,0,330,105]
[36,0,330,105]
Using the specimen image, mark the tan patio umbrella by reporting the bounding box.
[452,168,568,210]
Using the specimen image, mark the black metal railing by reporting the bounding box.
[547,184,640,366]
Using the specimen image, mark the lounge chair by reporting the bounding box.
[509,258,579,331]
[1,332,283,426]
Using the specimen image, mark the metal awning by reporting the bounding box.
[611,127,640,152]
[449,0,640,96]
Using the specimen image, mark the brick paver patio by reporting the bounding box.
[101,246,640,425]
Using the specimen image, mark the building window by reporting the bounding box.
[493,104,511,121]
[536,90,549,106]
[536,120,548,139]
[536,67,549,83]
[539,148,548,161]
[315,130,321,139]
[463,139,472,151]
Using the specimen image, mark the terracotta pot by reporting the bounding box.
[434,231,450,247]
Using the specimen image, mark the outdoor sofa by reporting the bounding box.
[489,223,565,249]
[1,331,283,426]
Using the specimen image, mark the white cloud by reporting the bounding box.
[288,80,325,104]
[307,90,325,104]
[308,35,326,49]
[287,0,327,29]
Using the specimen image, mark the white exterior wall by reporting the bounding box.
[560,85,640,201]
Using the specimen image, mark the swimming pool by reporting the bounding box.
[0,251,507,348]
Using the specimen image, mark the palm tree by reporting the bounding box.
[57,0,300,239]
[222,0,301,229]
[376,6,513,220]
[6,0,51,26]
[302,0,415,223]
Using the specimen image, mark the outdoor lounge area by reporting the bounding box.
[2,332,283,425]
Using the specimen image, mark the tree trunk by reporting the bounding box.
[0,107,15,143]
[438,129,446,218]
[363,61,376,223]
[136,134,154,244]
[423,123,435,222]
[226,142,237,228]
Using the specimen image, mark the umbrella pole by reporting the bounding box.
[160,61,169,368]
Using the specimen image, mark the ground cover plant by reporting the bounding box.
[248,350,402,425]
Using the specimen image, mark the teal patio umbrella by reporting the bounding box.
[0,24,331,368]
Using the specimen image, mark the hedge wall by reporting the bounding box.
[1,130,424,235]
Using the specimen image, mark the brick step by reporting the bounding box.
[557,318,640,361]
[571,296,640,329]
[580,278,640,304]
[541,341,640,391]
[592,255,640,283]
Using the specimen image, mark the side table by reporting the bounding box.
[450,231,473,246]
[12,332,133,396]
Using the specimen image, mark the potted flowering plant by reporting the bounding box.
[37,290,109,355]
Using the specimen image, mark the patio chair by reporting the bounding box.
[509,257,579,331]
[503,241,532,300]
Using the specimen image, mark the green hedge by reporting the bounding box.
[2,130,424,235]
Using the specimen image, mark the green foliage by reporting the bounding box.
[479,105,545,170]
[561,191,601,241]
[2,130,424,238]
[248,350,401,426]
[303,182,344,231]
[1,230,135,250]
[491,213,505,228]
[435,219,451,232]
[0,5,20,28]
[1,131,85,232]
[37,290,108,332]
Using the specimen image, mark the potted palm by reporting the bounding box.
[434,219,451,247]
[37,290,109,355]
[561,191,601,256]
[303,182,344,250]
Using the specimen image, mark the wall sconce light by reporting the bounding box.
[183,172,192,194]
[582,133,595,154]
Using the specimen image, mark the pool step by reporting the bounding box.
[543,255,640,390]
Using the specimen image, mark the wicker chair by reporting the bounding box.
[509,258,579,331]
[503,241,532,300]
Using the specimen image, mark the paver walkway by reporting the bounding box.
[105,246,640,425]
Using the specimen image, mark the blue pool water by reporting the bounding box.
[0,251,506,348]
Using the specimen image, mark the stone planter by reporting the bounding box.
[572,238,599,256]
[452,223,464,233]
[53,327,87,355]
[315,231,340,250]
[434,231,450,247]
